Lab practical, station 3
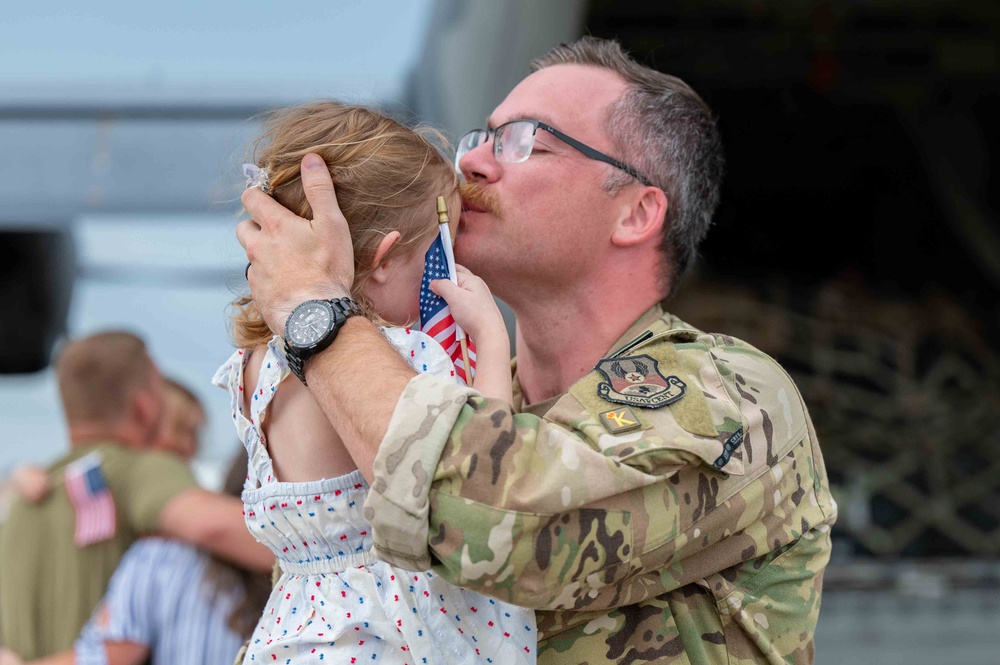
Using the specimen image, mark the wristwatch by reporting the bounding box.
[283,297,362,385]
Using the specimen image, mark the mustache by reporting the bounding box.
[459,183,502,217]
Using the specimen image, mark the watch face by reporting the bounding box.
[286,301,334,348]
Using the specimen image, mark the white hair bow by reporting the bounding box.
[242,163,270,193]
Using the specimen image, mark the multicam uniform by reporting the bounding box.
[364,305,838,664]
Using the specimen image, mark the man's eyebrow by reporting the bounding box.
[531,114,562,129]
[485,114,563,131]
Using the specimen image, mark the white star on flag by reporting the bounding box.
[419,231,476,385]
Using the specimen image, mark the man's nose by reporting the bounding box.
[459,138,501,184]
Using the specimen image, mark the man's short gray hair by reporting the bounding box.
[531,37,725,295]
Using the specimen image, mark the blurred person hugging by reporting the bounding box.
[2,376,207,506]
[0,331,273,660]
[153,378,205,461]
[0,448,273,665]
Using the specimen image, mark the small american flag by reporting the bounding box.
[65,452,117,547]
[419,232,477,385]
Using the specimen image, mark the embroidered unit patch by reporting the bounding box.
[595,354,686,409]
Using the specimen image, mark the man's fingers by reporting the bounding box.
[300,153,342,227]
[235,219,260,255]
[242,187,293,232]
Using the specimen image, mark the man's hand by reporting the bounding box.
[236,153,355,334]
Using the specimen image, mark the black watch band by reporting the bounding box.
[284,297,362,385]
[285,343,309,385]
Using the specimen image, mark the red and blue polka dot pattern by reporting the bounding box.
[214,332,536,664]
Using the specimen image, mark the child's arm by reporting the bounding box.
[429,264,512,402]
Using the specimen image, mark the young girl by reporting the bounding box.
[213,102,535,665]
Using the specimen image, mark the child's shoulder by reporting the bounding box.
[247,339,291,402]
[212,337,288,397]
[381,327,456,381]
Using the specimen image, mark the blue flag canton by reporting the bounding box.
[83,464,108,494]
[419,234,450,327]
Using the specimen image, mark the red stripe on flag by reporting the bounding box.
[425,317,455,341]
[438,330,458,355]
[65,461,116,547]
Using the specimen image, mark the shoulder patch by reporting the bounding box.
[567,334,747,476]
[598,406,643,434]
[595,354,686,409]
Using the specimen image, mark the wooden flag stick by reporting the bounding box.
[437,196,473,386]
[459,337,472,385]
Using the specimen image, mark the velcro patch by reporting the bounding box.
[595,354,686,409]
[598,406,643,434]
[574,341,719,439]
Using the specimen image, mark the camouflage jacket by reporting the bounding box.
[364,306,838,664]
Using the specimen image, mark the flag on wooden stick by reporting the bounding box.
[418,198,476,385]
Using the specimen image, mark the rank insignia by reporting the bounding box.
[595,354,686,409]
[599,406,642,434]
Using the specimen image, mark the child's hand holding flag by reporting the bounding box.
[419,231,477,385]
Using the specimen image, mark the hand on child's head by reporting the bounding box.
[237,153,356,333]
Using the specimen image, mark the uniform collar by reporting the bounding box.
[512,303,677,413]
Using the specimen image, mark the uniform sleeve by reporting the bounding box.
[120,451,198,533]
[365,373,667,610]
[364,374,477,572]
[365,336,834,612]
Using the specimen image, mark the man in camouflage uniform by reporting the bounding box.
[238,36,837,665]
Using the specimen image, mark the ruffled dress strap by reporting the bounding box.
[212,336,289,488]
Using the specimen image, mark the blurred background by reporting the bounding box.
[1,1,997,662]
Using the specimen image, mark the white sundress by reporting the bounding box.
[213,329,536,665]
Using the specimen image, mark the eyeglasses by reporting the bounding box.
[454,119,653,187]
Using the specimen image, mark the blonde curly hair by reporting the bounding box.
[230,101,460,349]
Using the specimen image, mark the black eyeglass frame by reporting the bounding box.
[456,119,654,187]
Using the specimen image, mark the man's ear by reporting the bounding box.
[131,388,159,436]
[610,187,668,247]
[368,231,402,284]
